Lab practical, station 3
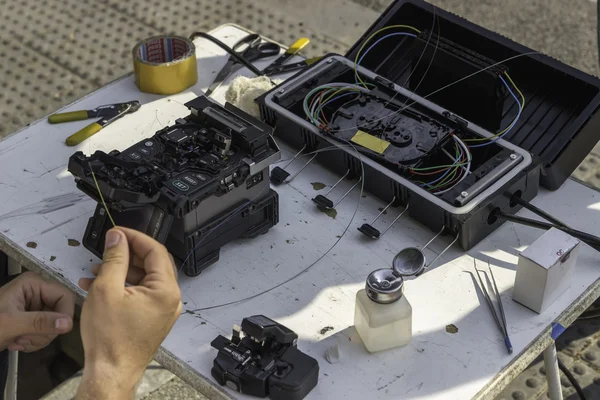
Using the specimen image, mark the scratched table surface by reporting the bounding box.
[1,24,600,400]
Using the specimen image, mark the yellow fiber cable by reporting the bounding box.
[464,72,525,143]
[504,72,525,106]
[90,169,116,227]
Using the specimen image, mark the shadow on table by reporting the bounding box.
[298,247,600,399]
[309,297,522,399]
[305,261,591,400]
[176,177,600,398]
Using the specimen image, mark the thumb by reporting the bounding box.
[97,228,130,288]
[11,311,73,336]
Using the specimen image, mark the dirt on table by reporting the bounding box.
[320,326,334,335]
[311,182,326,191]
[321,208,337,219]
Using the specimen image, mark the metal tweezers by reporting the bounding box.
[474,259,513,354]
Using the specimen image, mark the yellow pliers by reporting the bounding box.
[48,100,141,146]
[261,38,319,76]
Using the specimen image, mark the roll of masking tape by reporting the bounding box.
[132,35,198,95]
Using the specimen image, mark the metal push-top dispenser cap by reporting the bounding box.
[366,268,404,304]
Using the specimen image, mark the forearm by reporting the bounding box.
[0,349,7,400]
[76,362,139,400]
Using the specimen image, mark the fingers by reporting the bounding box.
[125,268,145,286]
[91,263,146,286]
[95,228,130,289]
[117,227,175,279]
[15,272,75,317]
[82,227,175,293]
[79,278,95,291]
[91,264,101,275]
[7,344,25,352]
[37,278,75,318]
[10,334,55,353]
[10,311,72,337]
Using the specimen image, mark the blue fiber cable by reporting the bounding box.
[357,32,418,66]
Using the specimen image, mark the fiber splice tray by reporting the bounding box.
[258,55,540,250]
[345,0,600,190]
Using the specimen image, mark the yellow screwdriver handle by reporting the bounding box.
[65,122,102,146]
[48,110,89,124]
[285,38,310,55]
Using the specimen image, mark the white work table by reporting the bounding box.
[1,24,599,400]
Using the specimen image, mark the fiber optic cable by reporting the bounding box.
[354,11,439,137]
[355,32,418,86]
[419,142,463,189]
[434,135,471,195]
[305,85,473,196]
[353,24,421,87]
[331,51,539,137]
[303,83,369,124]
[466,73,525,147]
[182,142,367,313]
[90,168,116,227]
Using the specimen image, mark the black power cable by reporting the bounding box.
[511,195,571,230]
[189,32,264,76]
[558,358,587,400]
[509,195,600,252]
[493,210,600,248]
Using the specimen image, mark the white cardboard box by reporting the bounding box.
[513,227,581,314]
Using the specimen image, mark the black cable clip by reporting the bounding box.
[312,170,362,210]
[270,145,317,185]
[358,199,410,239]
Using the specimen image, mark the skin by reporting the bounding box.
[0,227,182,400]
[76,227,182,399]
[0,272,75,353]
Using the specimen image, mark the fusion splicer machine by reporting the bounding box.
[68,96,281,276]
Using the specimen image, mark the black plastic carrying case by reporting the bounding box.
[345,0,600,190]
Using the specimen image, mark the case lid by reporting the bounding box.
[345,0,600,190]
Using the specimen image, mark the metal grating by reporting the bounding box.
[2,0,160,86]
[0,30,91,137]
[0,0,161,136]
[573,145,600,188]
[0,0,364,140]
[104,0,349,57]
[494,315,600,400]
[495,353,576,400]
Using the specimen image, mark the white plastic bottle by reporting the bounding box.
[354,268,412,353]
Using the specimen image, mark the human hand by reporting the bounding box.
[76,227,182,399]
[0,271,74,352]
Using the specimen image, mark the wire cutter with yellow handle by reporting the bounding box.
[261,38,317,76]
[48,100,141,146]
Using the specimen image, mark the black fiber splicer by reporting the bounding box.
[211,315,319,400]
[68,96,281,277]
